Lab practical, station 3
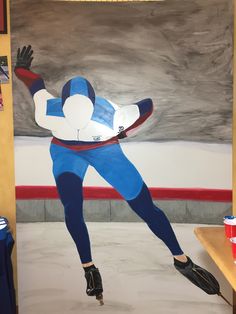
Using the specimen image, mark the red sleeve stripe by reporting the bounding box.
[14,67,42,88]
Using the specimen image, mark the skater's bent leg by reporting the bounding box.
[50,144,93,264]
[50,144,103,302]
[56,172,93,264]
[57,172,103,302]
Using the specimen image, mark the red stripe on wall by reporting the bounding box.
[15,186,232,202]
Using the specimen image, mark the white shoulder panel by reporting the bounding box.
[33,90,70,132]
[113,105,140,133]
[106,99,120,110]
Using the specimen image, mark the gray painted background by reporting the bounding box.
[11,0,233,142]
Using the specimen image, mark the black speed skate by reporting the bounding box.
[174,256,220,295]
[85,267,104,305]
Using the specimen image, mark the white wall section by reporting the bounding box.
[14,137,232,189]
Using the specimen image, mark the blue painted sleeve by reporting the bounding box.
[135,98,153,117]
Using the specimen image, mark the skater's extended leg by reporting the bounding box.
[86,143,184,257]
[127,182,184,256]
[86,143,220,295]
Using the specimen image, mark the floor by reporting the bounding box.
[17,222,232,314]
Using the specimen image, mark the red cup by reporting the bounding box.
[230,237,236,263]
[223,216,236,238]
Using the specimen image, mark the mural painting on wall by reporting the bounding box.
[12,0,232,306]
[15,43,222,304]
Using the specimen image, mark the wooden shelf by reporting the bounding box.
[194,226,236,292]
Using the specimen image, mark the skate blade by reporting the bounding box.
[96,294,104,306]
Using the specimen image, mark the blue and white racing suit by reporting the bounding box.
[15,68,184,263]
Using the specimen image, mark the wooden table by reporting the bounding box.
[194,227,236,313]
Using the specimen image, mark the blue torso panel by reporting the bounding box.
[46,98,64,117]
[91,97,115,129]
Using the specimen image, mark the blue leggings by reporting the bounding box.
[50,143,184,263]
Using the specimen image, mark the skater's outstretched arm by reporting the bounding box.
[113,98,153,138]
[14,45,45,96]
[14,45,66,132]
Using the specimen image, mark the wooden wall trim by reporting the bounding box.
[233,0,236,215]
[0,0,18,301]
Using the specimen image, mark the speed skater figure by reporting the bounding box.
[14,46,220,305]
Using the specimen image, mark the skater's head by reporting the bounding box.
[62,76,95,106]
[61,77,95,129]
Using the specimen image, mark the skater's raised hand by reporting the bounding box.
[15,45,34,69]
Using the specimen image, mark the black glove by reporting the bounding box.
[15,45,34,69]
